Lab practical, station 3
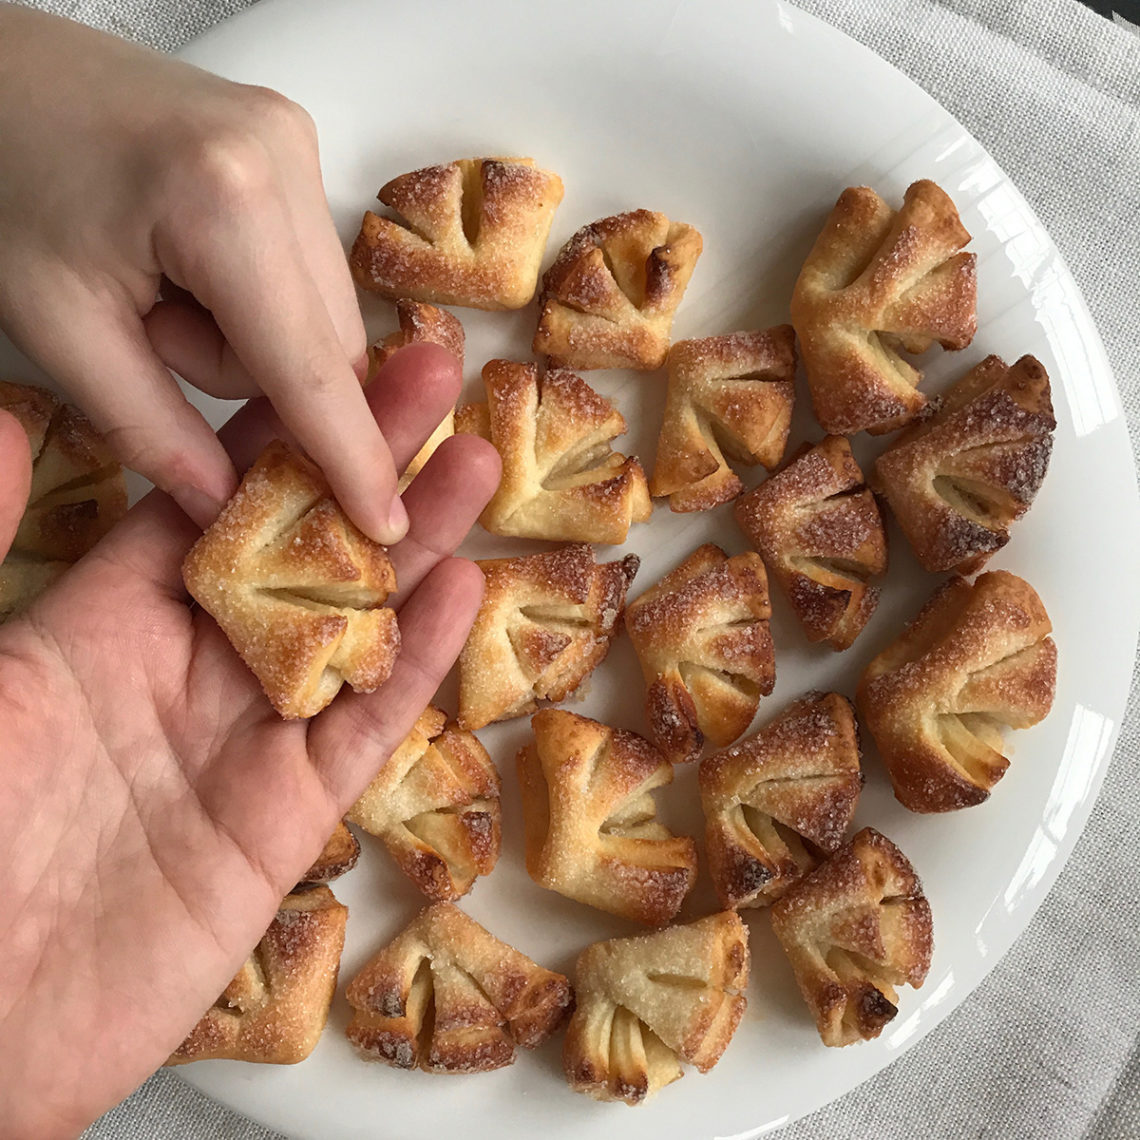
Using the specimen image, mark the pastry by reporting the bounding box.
[624,544,775,763]
[349,156,563,310]
[458,544,639,730]
[734,436,887,650]
[182,440,399,720]
[857,570,1056,812]
[533,209,702,370]
[790,179,977,435]
[563,911,749,1105]
[167,886,348,1065]
[345,902,572,1073]
[770,828,932,1047]
[0,380,126,618]
[517,709,697,925]
[651,327,797,512]
[700,692,862,909]
[367,298,465,491]
[455,359,651,543]
[298,822,360,886]
[873,354,1055,573]
[346,706,501,901]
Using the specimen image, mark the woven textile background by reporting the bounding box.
[9,0,1136,1137]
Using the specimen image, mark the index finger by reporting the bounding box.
[161,191,406,546]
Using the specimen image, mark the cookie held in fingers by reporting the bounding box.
[346,706,500,901]
[367,299,465,492]
[182,440,400,720]
[350,156,563,310]
[625,544,775,764]
[455,359,651,544]
[857,570,1056,812]
[651,327,796,512]
[457,544,639,730]
[735,436,886,651]
[297,822,361,887]
[563,911,749,1105]
[790,179,976,435]
[0,379,127,618]
[701,691,862,908]
[873,353,1055,574]
[770,828,932,1047]
[534,209,702,370]
[345,903,573,1073]
[167,886,348,1065]
[517,709,698,925]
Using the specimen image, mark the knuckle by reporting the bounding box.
[240,85,317,147]
[183,126,273,208]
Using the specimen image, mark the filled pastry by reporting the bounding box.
[517,709,697,925]
[651,327,796,512]
[345,902,572,1073]
[0,379,126,618]
[624,544,775,763]
[458,544,639,730]
[367,298,465,491]
[167,886,348,1065]
[857,570,1056,812]
[350,156,563,309]
[534,209,702,370]
[734,436,886,650]
[873,354,1055,573]
[182,440,400,720]
[347,706,501,901]
[563,911,749,1105]
[770,828,932,1047]
[297,822,360,887]
[701,692,862,908]
[455,359,651,543]
[791,179,976,435]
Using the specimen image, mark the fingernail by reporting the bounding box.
[172,484,224,530]
[385,495,409,544]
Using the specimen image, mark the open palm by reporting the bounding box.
[0,346,499,1140]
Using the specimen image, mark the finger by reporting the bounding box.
[308,556,485,806]
[389,433,499,605]
[161,193,404,545]
[145,300,261,400]
[0,409,32,561]
[15,292,236,530]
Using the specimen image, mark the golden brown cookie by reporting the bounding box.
[297,822,361,886]
[167,886,348,1065]
[346,706,500,901]
[345,902,572,1073]
[700,692,862,909]
[350,156,563,309]
[625,544,775,764]
[873,354,1055,573]
[651,327,797,512]
[734,436,887,650]
[455,359,651,543]
[563,911,749,1105]
[0,380,126,618]
[367,299,465,491]
[770,828,932,1047]
[458,544,639,730]
[182,440,399,719]
[534,209,702,370]
[791,180,976,435]
[517,709,697,925]
[857,571,1056,812]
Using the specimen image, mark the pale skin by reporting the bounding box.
[0,7,503,1139]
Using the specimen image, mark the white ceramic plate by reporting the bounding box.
[123,0,1140,1135]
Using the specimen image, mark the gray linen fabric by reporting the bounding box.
[11,0,1133,1136]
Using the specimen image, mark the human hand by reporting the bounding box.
[0,346,500,1140]
[0,5,405,542]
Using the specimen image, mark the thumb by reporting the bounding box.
[0,408,32,562]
